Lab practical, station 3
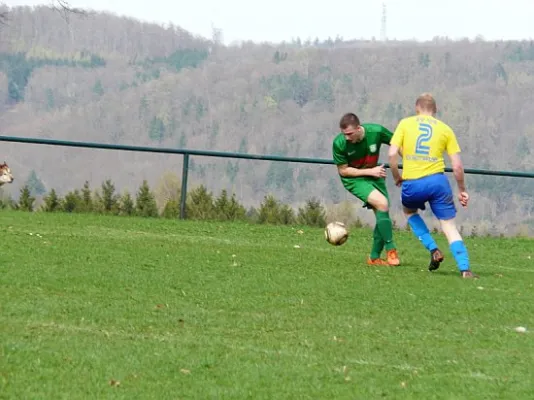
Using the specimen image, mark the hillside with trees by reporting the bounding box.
[0,5,533,235]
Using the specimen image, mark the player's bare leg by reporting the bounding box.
[367,190,400,266]
[439,218,478,278]
[403,207,444,271]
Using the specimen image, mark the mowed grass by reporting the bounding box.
[1,211,533,399]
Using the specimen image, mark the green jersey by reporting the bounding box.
[332,123,393,189]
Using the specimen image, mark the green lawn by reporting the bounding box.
[1,211,533,399]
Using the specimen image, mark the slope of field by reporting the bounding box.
[1,211,533,399]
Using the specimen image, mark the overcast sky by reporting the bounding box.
[4,0,534,45]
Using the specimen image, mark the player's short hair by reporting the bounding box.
[416,93,437,113]
[339,113,360,130]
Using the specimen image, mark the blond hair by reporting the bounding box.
[416,93,437,113]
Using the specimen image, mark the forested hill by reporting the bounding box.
[0,5,533,233]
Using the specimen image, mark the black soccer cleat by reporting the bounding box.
[428,248,444,271]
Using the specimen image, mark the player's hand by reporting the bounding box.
[369,164,387,178]
[458,192,469,208]
[394,177,403,187]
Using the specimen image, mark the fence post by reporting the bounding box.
[180,153,190,219]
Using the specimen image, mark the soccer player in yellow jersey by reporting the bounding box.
[388,93,477,279]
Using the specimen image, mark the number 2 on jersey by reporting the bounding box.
[415,123,433,155]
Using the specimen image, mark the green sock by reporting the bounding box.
[370,225,384,259]
[376,210,395,251]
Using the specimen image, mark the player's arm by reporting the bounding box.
[449,153,465,191]
[446,129,469,207]
[379,125,394,144]
[337,163,386,178]
[333,140,385,178]
[387,122,404,186]
[378,124,402,155]
[388,145,402,186]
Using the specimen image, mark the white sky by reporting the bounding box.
[4,0,534,45]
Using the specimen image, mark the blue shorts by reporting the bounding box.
[401,173,456,220]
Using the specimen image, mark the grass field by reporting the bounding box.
[1,211,533,399]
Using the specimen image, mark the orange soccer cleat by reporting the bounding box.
[386,249,401,266]
[367,257,391,266]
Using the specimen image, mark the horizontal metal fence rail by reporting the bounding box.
[1,135,533,219]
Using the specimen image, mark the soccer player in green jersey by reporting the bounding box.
[332,113,400,267]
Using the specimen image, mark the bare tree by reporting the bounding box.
[52,0,87,22]
[0,1,87,25]
[0,4,7,25]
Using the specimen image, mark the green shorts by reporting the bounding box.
[344,177,389,209]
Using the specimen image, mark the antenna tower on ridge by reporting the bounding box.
[380,2,387,41]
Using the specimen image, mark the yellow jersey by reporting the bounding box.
[390,115,461,180]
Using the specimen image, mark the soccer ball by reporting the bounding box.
[325,221,349,246]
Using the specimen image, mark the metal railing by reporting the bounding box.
[1,135,533,219]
